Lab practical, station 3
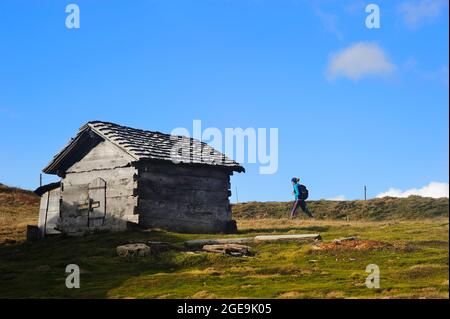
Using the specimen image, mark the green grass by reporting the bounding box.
[0,219,448,299]
[0,184,448,299]
[233,196,449,220]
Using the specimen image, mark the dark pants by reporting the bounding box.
[291,199,313,219]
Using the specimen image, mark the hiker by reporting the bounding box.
[290,177,313,219]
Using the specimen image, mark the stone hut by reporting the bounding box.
[35,121,245,237]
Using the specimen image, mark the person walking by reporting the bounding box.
[290,177,313,219]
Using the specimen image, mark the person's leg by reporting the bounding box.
[304,205,313,218]
[299,200,313,218]
[290,200,300,219]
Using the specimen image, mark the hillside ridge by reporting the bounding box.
[232,196,449,220]
[0,183,448,244]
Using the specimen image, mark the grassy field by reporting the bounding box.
[0,218,448,299]
[0,184,448,299]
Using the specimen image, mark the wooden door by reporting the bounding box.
[88,178,107,228]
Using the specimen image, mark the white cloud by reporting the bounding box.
[376,182,449,199]
[328,195,347,201]
[398,0,448,29]
[327,42,395,81]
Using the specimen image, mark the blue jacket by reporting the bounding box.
[293,183,300,200]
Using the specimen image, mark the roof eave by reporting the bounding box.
[42,125,97,175]
[131,158,245,173]
[34,182,61,196]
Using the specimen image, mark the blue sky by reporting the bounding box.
[0,0,448,202]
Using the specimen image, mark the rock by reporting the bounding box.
[185,238,254,248]
[186,234,322,249]
[116,244,151,258]
[122,241,176,255]
[202,244,252,257]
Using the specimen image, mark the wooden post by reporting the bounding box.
[364,185,367,201]
[235,186,239,204]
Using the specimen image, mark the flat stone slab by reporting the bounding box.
[185,234,322,248]
[254,234,322,243]
[203,244,253,257]
[185,238,254,248]
[117,244,151,258]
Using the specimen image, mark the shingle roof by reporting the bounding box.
[43,121,245,174]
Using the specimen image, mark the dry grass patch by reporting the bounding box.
[0,184,39,244]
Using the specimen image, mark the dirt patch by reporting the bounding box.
[312,240,392,251]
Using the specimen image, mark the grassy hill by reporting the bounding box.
[0,183,448,299]
[0,183,40,244]
[233,197,449,220]
[0,183,448,244]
